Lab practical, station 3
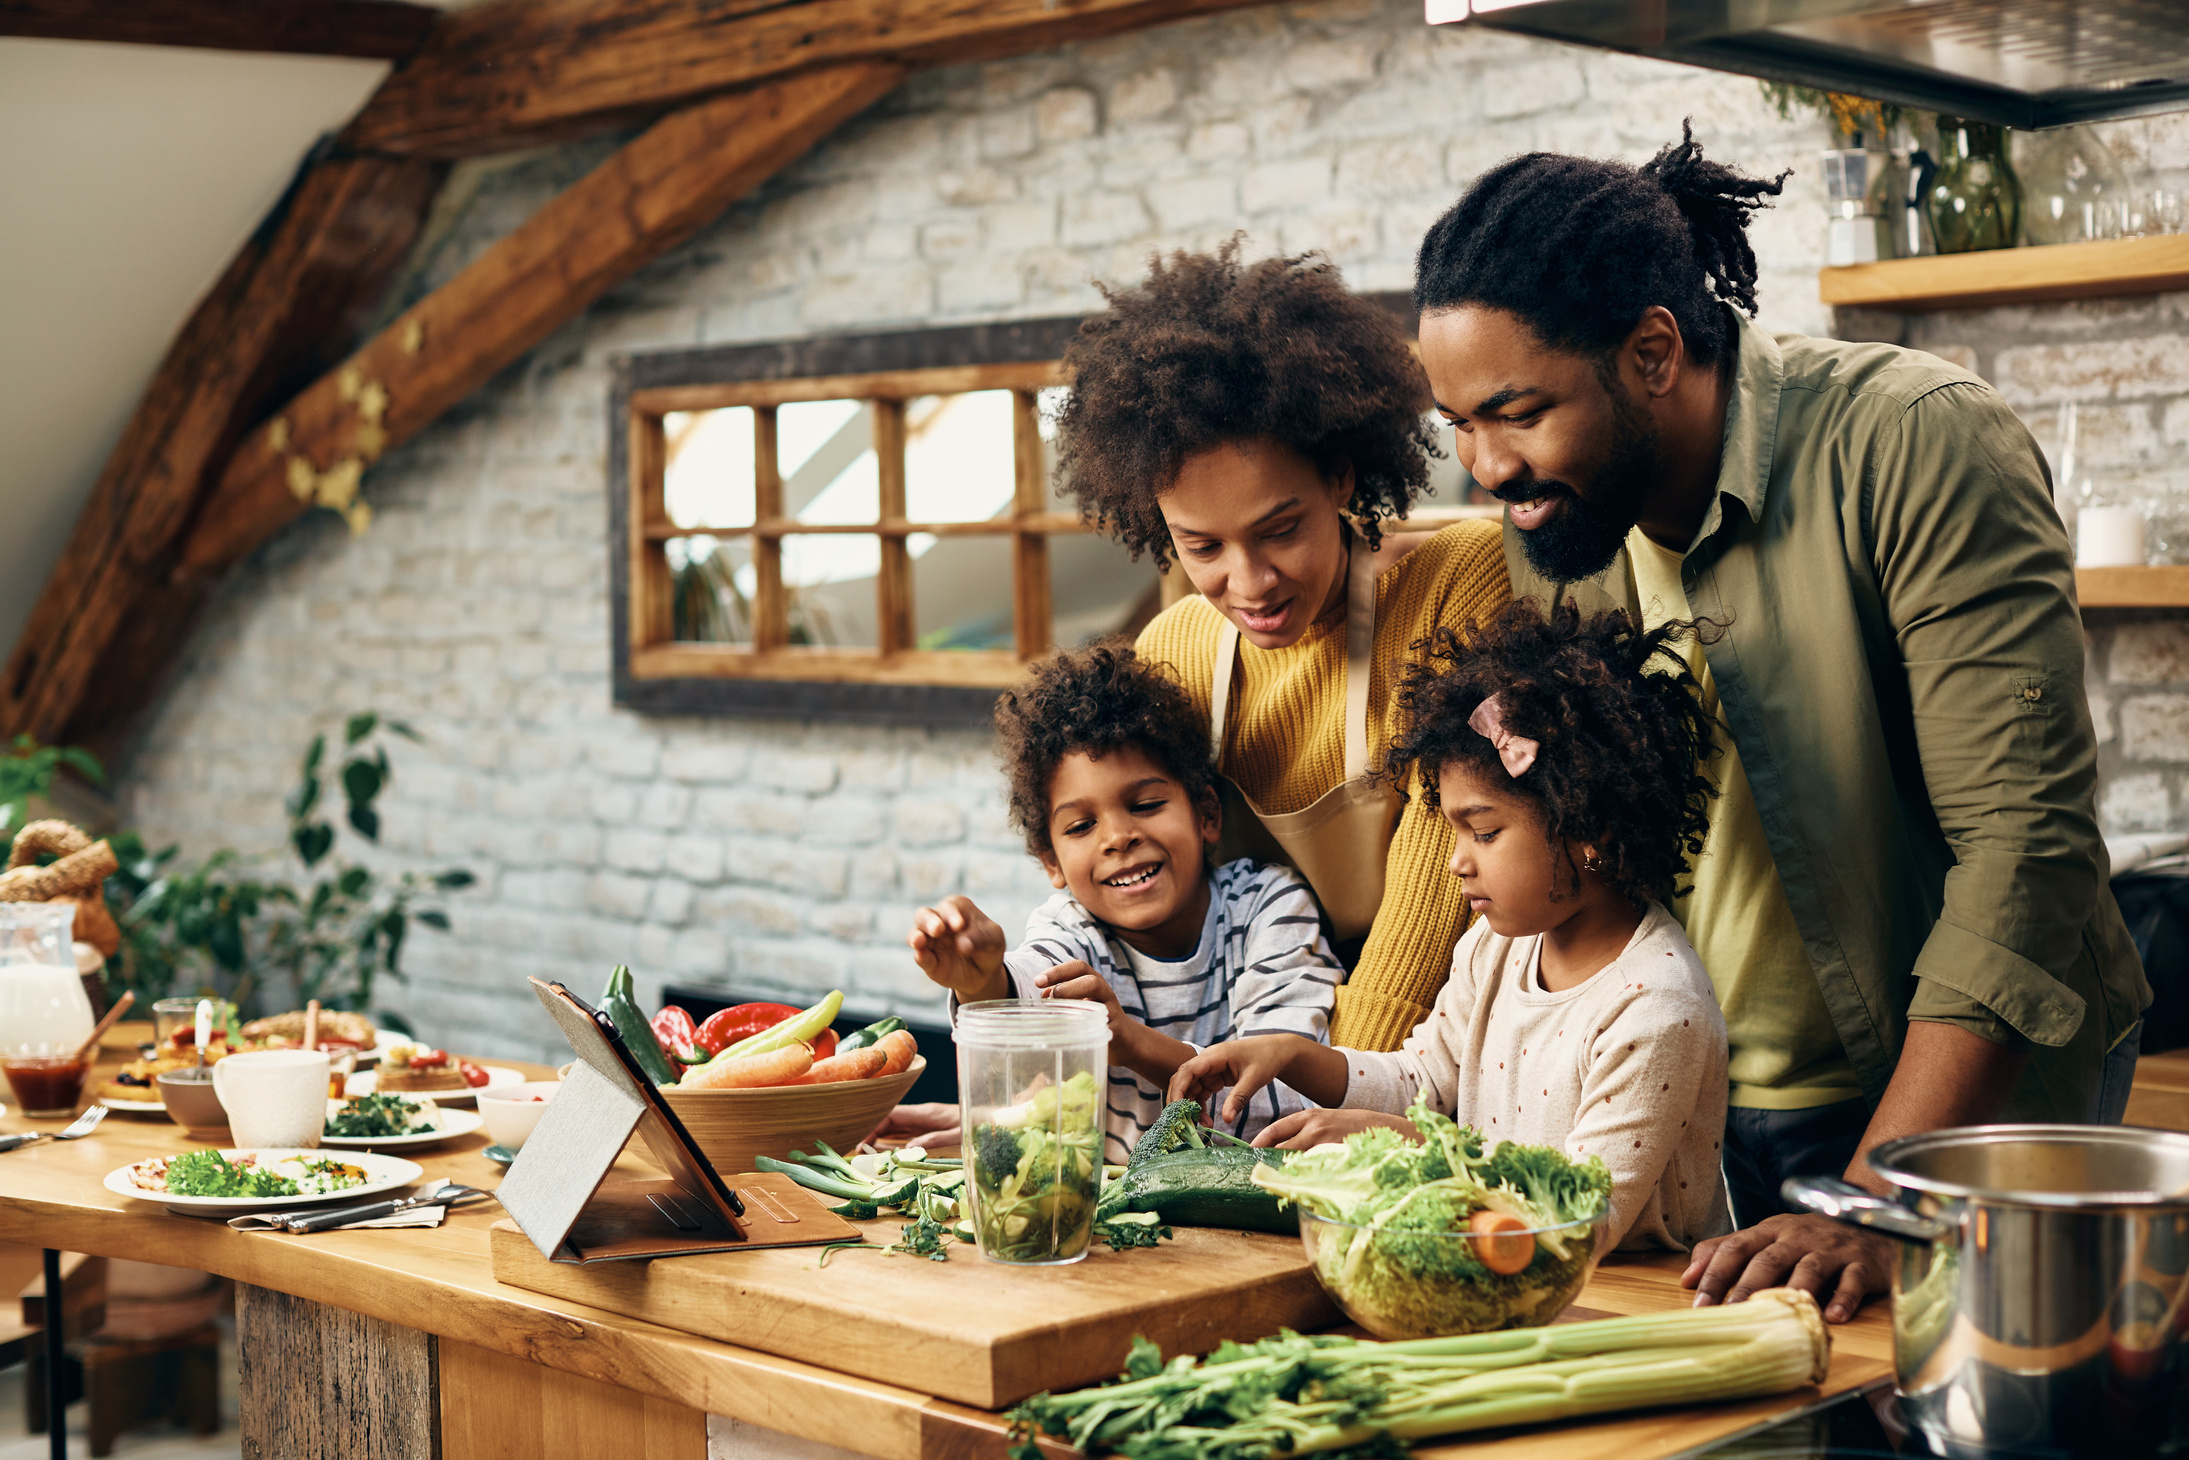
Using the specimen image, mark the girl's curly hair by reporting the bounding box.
[1383,600,1721,906]
[995,641,1218,857]
[1053,239,1440,570]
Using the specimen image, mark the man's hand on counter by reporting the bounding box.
[1680,1216,1892,1323]
[1683,1023,2031,1324]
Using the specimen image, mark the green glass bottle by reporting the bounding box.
[1927,119,2022,254]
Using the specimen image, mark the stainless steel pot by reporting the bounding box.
[1788,1125,2189,1458]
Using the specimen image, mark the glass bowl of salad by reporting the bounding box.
[1296,1205,1609,1339]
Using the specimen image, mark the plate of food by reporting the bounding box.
[105,1148,424,1214]
[344,1044,521,1106]
[241,1009,381,1062]
[320,1092,484,1149]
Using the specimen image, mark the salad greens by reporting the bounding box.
[324,1092,433,1139]
[165,1150,368,1198]
[968,1070,1104,1262]
[1252,1096,1613,1336]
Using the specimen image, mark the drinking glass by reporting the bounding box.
[956,1000,1108,1265]
[0,904,92,1053]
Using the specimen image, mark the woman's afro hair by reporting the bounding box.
[994,640,1218,857]
[1384,599,1721,906]
[1053,239,1440,569]
[1415,120,1787,368]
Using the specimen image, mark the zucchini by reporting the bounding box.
[600,965,680,1086]
[1097,1146,1295,1234]
[839,1015,906,1053]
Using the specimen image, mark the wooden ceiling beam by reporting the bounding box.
[0,150,444,748]
[342,0,1284,157]
[176,62,904,580]
[0,0,439,60]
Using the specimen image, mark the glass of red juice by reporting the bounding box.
[3,1042,91,1118]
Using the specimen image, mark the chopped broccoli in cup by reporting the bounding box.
[968,1071,1104,1263]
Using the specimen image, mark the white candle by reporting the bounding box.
[2078,506,2147,568]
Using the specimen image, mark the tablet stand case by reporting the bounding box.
[495,977,859,1263]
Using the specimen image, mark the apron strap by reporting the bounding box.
[1343,531,1376,782]
[1209,530,1378,778]
[1211,617,1240,761]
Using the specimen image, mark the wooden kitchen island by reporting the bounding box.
[1,1059,1894,1460]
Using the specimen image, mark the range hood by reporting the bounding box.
[1425,0,2189,128]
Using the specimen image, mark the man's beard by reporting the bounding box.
[1502,387,1661,583]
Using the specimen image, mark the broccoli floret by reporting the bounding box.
[1128,1100,1209,1166]
[975,1125,1025,1186]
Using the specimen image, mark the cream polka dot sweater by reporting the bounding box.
[1340,901,1732,1252]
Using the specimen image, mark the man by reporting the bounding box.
[1408,124,2149,1323]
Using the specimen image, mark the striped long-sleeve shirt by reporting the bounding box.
[998,858,1342,1162]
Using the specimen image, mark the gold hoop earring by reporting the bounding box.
[1582,849,1603,873]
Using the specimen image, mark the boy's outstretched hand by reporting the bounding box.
[907,895,1010,1003]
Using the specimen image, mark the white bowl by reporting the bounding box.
[476,1080,559,1150]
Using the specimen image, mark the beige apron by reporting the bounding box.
[1207,540,1402,963]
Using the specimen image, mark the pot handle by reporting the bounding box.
[1782,1176,1952,1245]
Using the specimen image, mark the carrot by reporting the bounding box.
[874,1028,918,1076]
[1467,1210,1535,1275]
[681,1042,812,1090]
[794,1046,889,1085]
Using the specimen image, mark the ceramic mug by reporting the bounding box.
[211,1049,331,1149]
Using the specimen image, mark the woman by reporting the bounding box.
[1054,243,1509,1051]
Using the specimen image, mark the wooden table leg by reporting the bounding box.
[43,1249,65,1460]
[236,1283,438,1459]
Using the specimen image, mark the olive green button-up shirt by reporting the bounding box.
[1506,313,2150,1121]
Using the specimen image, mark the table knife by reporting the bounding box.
[279,1185,485,1234]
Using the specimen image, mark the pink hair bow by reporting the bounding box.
[1468,694,1539,778]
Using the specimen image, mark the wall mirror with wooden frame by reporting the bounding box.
[610,309,1495,724]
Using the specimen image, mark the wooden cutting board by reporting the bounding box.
[489,1213,1335,1408]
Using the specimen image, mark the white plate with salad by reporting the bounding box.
[104,1148,424,1213]
[321,1093,484,1150]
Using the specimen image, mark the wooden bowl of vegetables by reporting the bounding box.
[655,993,928,1175]
[664,1055,926,1175]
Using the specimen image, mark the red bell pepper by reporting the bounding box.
[693,1002,837,1059]
[652,1006,700,1064]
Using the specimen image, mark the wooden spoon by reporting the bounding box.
[71,990,135,1067]
[304,999,320,1052]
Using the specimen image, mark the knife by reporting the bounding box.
[279,1184,488,1234]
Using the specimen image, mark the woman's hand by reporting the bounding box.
[1250,1107,1417,1150]
[868,1102,960,1149]
[907,896,1009,1002]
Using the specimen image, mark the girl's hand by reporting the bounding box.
[907,896,1008,1001]
[1251,1108,1417,1150]
[1169,1036,1305,1126]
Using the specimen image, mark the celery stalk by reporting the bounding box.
[1011,1290,1829,1460]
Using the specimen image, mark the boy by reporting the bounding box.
[908,641,1342,1161]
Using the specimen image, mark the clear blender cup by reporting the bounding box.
[956,1000,1108,1265]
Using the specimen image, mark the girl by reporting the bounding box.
[1171,601,1733,1252]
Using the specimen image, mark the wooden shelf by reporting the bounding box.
[2078,565,2189,609]
[1820,235,2189,312]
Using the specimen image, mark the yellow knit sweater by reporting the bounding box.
[1135,520,1512,1052]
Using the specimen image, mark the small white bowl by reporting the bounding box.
[476,1080,559,1151]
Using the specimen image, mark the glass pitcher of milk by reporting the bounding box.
[0,904,93,1049]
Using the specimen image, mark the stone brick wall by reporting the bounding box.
[117,0,2189,1059]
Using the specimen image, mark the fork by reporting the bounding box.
[0,1104,108,1153]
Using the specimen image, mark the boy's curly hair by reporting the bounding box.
[1383,600,1720,906]
[1053,239,1440,570]
[995,641,1219,857]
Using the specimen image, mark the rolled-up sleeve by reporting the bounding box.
[1869,384,2097,1048]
